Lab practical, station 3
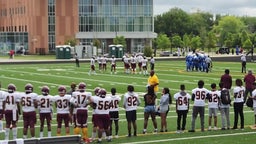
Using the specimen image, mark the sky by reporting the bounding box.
[154,0,256,17]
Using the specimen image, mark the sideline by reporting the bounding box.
[120,131,256,144]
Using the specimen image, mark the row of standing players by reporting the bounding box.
[1,78,256,142]
[88,54,155,76]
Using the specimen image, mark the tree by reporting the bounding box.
[206,31,217,53]
[154,7,192,37]
[213,16,245,46]
[190,36,202,50]
[64,38,77,47]
[243,39,253,51]
[113,36,127,52]
[156,33,171,51]
[183,34,191,51]
[144,46,153,57]
[171,35,183,48]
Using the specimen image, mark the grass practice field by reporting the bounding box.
[0,59,256,143]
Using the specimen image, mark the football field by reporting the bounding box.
[0,59,256,143]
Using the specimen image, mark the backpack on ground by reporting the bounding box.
[220,89,231,105]
[246,97,253,108]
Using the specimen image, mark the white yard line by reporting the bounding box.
[120,131,256,144]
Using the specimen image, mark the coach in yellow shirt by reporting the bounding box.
[148,70,159,94]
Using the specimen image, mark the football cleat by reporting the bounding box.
[25,83,33,93]
[41,86,50,95]
[7,84,16,93]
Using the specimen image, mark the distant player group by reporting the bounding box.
[88,54,155,76]
[185,52,212,73]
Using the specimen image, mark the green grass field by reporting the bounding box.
[0,60,256,143]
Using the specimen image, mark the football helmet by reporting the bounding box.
[78,82,86,92]
[41,86,50,95]
[99,88,107,98]
[58,85,66,95]
[7,83,16,93]
[94,87,101,96]
[25,83,33,93]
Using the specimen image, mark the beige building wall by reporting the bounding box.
[0,0,78,54]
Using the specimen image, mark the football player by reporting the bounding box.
[89,56,97,75]
[102,55,107,72]
[110,55,117,74]
[90,88,111,143]
[38,86,54,138]
[108,88,121,138]
[207,83,220,131]
[123,85,141,137]
[136,54,143,74]
[142,56,148,76]
[90,87,101,141]
[173,85,191,133]
[0,83,7,132]
[2,84,21,140]
[53,85,72,136]
[20,83,38,139]
[70,82,92,143]
[130,55,137,74]
[189,80,210,132]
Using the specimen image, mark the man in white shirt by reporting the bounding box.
[20,83,38,139]
[2,84,21,140]
[189,80,209,132]
[207,83,220,131]
[123,85,141,137]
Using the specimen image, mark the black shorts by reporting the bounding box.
[126,110,136,122]
[109,111,119,120]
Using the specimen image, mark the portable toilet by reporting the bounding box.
[116,44,124,58]
[109,45,116,58]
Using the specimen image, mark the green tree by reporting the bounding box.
[156,33,171,51]
[242,39,253,51]
[206,31,217,53]
[154,8,191,37]
[190,36,202,50]
[144,46,153,57]
[113,36,127,52]
[64,38,77,46]
[171,35,183,48]
[213,16,245,46]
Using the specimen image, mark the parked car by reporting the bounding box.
[216,47,230,54]
[160,51,170,57]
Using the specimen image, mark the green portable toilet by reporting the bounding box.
[109,45,116,57]
[55,46,65,59]
[64,47,71,59]
[116,44,124,58]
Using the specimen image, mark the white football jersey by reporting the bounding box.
[110,58,116,65]
[20,92,38,112]
[252,89,256,108]
[71,91,92,110]
[3,92,20,110]
[92,96,111,114]
[233,86,245,103]
[174,92,191,110]
[192,87,209,107]
[53,94,71,114]
[37,95,54,113]
[0,91,7,109]
[208,90,220,108]
[108,95,121,112]
[123,92,140,111]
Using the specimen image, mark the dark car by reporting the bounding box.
[160,51,170,57]
[217,47,230,54]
